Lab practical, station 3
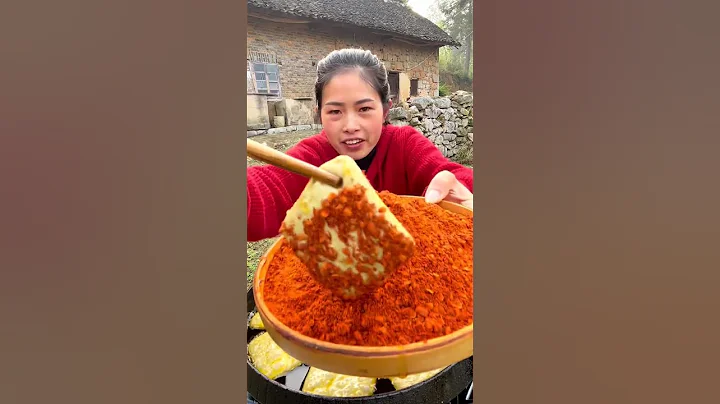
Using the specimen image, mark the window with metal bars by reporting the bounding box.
[248,61,282,99]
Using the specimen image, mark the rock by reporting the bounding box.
[272,116,286,128]
[437,114,446,123]
[427,135,436,143]
[457,127,468,137]
[408,105,421,116]
[449,140,457,148]
[247,131,258,137]
[461,118,469,127]
[443,121,457,133]
[423,118,435,131]
[443,108,456,121]
[459,107,470,116]
[268,127,289,134]
[433,97,451,108]
[468,117,473,126]
[434,136,444,146]
[432,127,444,135]
[388,107,408,121]
[410,117,420,125]
[438,145,447,156]
[453,91,473,105]
[296,124,312,131]
[442,139,450,145]
[425,106,442,119]
[443,132,457,141]
[411,97,433,109]
[468,132,474,142]
[390,120,410,127]
[451,101,461,109]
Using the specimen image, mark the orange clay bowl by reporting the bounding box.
[253,196,473,378]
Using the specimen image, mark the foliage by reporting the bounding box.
[438,47,472,92]
[452,142,473,166]
[438,83,450,97]
[439,47,472,78]
[437,0,473,47]
[434,0,473,82]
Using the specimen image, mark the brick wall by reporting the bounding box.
[247,17,440,101]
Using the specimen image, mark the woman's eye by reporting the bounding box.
[327,110,340,115]
[359,107,371,112]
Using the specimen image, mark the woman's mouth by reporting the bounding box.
[342,139,364,148]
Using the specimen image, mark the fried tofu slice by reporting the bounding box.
[388,366,447,390]
[247,332,301,379]
[301,367,376,397]
[280,155,415,299]
[248,312,264,330]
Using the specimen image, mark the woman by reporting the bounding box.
[248,48,473,242]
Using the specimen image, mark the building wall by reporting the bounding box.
[247,17,441,101]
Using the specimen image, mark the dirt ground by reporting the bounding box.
[247,130,319,167]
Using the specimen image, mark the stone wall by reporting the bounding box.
[387,91,474,161]
[247,18,441,100]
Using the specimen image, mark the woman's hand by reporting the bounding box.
[425,170,473,210]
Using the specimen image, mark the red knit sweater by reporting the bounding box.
[247,125,473,242]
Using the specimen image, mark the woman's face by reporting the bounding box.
[319,70,388,160]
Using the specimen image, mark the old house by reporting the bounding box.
[247,0,459,131]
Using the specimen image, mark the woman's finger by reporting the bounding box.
[425,170,457,203]
[447,178,473,202]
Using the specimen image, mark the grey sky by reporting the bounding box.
[407,0,437,21]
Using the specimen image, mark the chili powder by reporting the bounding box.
[280,183,416,300]
[263,191,473,346]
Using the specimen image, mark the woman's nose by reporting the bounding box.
[343,114,360,132]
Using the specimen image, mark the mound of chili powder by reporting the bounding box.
[263,191,473,346]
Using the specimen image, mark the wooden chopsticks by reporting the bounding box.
[247,138,343,187]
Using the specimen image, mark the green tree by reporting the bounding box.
[436,0,473,77]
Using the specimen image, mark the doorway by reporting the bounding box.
[387,71,400,106]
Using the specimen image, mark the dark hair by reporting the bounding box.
[314,48,391,112]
